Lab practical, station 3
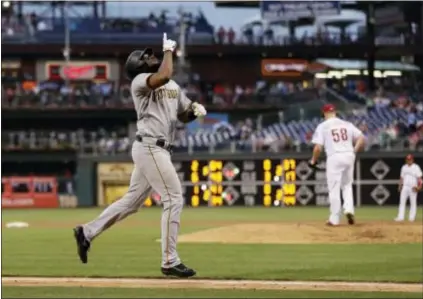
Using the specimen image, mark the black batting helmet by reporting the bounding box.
[124,48,155,80]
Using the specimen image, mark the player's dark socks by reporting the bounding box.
[161,263,196,278]
[73,226,90,264]
[346,213,355,225]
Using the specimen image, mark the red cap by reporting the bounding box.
[406,154,414,160]
[322,104,335,113]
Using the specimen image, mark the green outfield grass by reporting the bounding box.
[2,207,422,298]
[3,286,423,299]
[2,207,422,281]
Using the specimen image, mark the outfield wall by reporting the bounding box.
[74,152,423,208]
[2,152,421,208]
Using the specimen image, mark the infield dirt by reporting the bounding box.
[178,221,423,244]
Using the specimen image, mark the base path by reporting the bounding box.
[2,277,422,293]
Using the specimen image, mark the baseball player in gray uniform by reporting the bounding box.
[73,33,207,278]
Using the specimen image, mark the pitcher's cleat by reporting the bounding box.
[161,263,196,278]
[73,226,90,264]
[346,213,355,225]
[326,220,338,226]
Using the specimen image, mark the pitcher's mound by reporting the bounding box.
[179,221,422,244]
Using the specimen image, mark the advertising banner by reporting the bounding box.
[44,61,110,80]
[261,59,327,77]
[96,163,161,207]
[261,59,309,77]
[1,176,59,208]
[1,60,21,82]
[261,1,341,21]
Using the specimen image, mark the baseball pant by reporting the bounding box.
[326,152,356,225]
[396,186,418,221]
[82,139,183,268]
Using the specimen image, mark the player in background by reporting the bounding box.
[309,104,365,226]
[395,154,422,222]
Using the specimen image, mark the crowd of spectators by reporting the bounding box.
[2,71,422,154]
[327,77,423,151]
[3,105,422,154]
[363,88,423,150]
[216,26,361,46]
[2,127,132,155]
[1,78,319,109]
[2,80,131,108]
[215,25,420,46]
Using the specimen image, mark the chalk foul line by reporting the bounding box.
[2,277,422,293]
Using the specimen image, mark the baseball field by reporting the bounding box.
[2,206,422,298]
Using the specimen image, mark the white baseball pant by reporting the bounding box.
[396,186,418,222]
[326,152,355,225]
[82,140,183,268]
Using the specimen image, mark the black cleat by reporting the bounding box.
[161,263,196,278]
[73,226,90,264]
[346,213,355,225]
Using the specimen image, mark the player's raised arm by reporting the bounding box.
[147,33,176,89]
[125,33,177,91]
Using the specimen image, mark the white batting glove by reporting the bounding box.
[192,102,207,117]
[162,33,177,52]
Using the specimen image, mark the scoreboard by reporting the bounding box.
[95,155,422,208]
[175,158,321,207]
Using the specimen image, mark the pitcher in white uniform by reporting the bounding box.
[395,154,422,222]
[73,33,207,278]
[309,104,366,226]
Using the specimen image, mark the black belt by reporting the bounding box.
[135,135,173,153]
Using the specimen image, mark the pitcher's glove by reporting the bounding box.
[308,160,320,170]
[412,186,421,192]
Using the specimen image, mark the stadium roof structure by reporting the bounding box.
[316,58,420,72]
[214,1,387,10]
[17,1,104,6]
[213,1,373,29]
[241,8,364,30]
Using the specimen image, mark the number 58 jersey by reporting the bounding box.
[311,117,363,157]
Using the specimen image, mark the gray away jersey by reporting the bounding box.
[131,73,192,143]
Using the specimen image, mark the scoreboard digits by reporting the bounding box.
[186,158,298,207]
[208,160,223,206]
[282,159,296,206]
[263,159,272,207]
[190,160,200,207]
